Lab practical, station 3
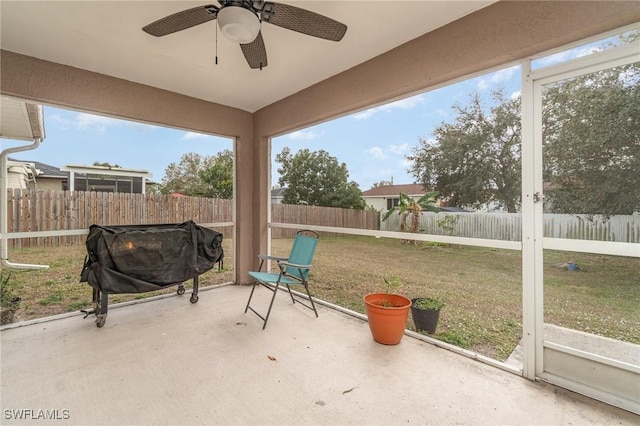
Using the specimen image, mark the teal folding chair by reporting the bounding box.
[244,230,319,329]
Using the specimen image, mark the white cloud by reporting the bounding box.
[367,147,388,160]
[353,109,377,120]
[71,112,162,136]
[367,143,410,162]
[287,130,320,140]
[385,96,424,110]
[182,131,208,140]
[476,65,519,91]
[74,113,120,134]
[477,79,489,91]
[48,114,72,130]
[510,90,521,100]
[536,50,573,67]
[388,143,409,155]
[576,45,603,58]
[353,95,424,120]
[535,44,603,68]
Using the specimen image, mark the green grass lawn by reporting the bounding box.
[2,235,638,362]
[272,235,639,360]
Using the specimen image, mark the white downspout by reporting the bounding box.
[1,139,49,270]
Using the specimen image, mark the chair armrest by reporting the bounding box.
[277,261,312,270]
[258,254,288,262]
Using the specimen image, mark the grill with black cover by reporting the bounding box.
[80,221,223,327]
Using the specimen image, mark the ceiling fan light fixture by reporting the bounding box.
[217,5,260,44]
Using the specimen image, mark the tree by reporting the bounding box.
[408,89,521,212]
[92,161,121,168]
[199,149,233,199]
[409,34,639,216]
[372,180,394,188]
[381,191,439,243]
[160,152,213,196]
[275,147,365,209]
[542,61,640,216]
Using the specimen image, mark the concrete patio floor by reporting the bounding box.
[1,284,638,425]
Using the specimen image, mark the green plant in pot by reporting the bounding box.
[364,275,412,345]
[411,297,444,334]
[1,272,21,325]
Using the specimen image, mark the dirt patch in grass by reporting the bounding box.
[2,235,638,362]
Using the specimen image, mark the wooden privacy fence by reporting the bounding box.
[381,211,640,243]
[4,189,233,247]
[270,204,379,238]
[3,190,379,248]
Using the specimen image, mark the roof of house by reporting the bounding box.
[361,184,426,197]
[271,188,286,197]
[8,158,67,179]
[0,97,45,141]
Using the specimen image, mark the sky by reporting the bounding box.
[0,32,621,191]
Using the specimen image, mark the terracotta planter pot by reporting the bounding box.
[364,293,411,345]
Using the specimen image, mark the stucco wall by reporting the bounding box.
[0,50,256,284]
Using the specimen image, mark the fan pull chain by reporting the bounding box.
[215,22,219,65]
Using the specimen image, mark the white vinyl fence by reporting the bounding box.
[381,212,640,243]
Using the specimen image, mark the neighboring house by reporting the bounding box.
[363,184,475,213]
[271,187,286,204]
[4,160,39,190]
[17,159,67,190]
[62,164,151,193]
[5,159,151,193]
[361,184,429,212]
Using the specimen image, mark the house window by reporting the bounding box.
[387,198,399,210]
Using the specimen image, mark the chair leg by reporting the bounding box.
[245,280,282,329]
[244,281,259,313]
[261,282,280,330]
[303,282,319,317]
[285,284,296,304]
[245,258,267,314]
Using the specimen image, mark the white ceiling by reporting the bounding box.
[0,1,494,113]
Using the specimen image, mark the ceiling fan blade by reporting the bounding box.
[240,31,268,70]
[142,5,219,37]
[261,2,346,42]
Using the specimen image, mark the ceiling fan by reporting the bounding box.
[142,1,347,70]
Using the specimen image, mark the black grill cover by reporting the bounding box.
[80,221,224,294]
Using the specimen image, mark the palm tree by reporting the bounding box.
[382,191,440,243]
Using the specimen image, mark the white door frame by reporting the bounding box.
[521,40,640,413]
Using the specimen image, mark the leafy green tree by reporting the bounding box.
[275,147,365,209]
[382,191,439,242]
[408,33,639,216]
[372,180,394,188]
[199,149,233,199]
[92,161,121,168]
[160,152,212,196]
[542,62,640,216]
[408,89,521,212]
